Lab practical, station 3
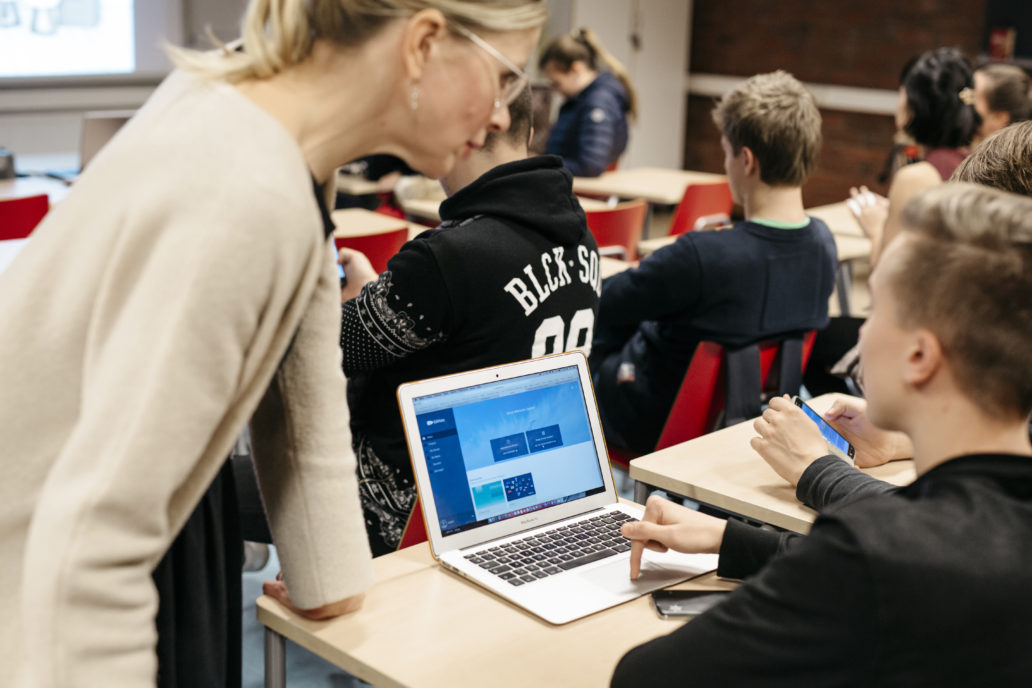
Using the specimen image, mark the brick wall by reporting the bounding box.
[683,0,988,206]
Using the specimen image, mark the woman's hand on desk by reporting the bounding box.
[822,394,914,467]
[263,576,365,620]
[621,496,727,580]
[750,395,829,487]
[338,247,378,303]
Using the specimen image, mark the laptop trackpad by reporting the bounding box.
[578,559,690,594]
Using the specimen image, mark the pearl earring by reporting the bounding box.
[410,84,420,112]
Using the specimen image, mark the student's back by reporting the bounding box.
[346,154,601,498]
[337,87,601,555]
[590,70,834,453]
[593,218,836,452]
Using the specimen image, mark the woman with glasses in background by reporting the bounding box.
[0,1,545,686]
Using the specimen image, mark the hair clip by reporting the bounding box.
[958,87,976,106]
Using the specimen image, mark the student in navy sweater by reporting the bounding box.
[613,182,1032,686]
[590,71,836,453]
[539,28,638,177]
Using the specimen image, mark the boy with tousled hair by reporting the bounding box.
[613,183,1032,685]
[591,70,836,454]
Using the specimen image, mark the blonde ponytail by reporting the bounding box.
[576,28,638,122]
[168,0,546,82]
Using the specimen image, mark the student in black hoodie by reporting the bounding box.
[338,86,601,555]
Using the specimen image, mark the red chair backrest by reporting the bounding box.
[399,497,430,549]
[0,194,49,241]
[667,182,733,236]
[654,330,817,450]
[334,226,409,274]
[583,199,648,261]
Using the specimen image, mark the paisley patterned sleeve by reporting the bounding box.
[340,239,452,374]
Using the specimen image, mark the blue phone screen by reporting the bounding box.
[798,401,852,456]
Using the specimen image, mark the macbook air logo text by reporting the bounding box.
[520,517,539,526]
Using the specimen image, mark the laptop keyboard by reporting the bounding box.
[463,511,636,586]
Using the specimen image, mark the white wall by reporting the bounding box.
[0,0,244,161]
[565,0,691,170]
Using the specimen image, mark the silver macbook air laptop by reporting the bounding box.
[397,352,718,624]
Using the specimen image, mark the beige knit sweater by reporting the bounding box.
[0,70,374,687]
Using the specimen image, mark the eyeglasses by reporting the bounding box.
[450,23,528,112]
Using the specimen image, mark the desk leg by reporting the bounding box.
[633,481,651,505]
[264,627,286,688]
[835,260,853,317]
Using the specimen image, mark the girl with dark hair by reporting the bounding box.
[848,47,977,264]
[538,28,638,177]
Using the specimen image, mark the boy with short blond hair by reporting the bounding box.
[591,70,836,453]
[614,182,1032,685]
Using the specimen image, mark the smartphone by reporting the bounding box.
[338,263,347,286]
[651,589,731,618]
[792,396,855,464]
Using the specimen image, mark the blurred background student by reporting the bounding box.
[538,28,638,177]
[973,63,1032,143]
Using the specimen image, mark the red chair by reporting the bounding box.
[608,331,817,468]
[399,497,429,549]
[583,198,648,261]
[334,226,409,274]
[666,182,733,236]
[0,194,49,240]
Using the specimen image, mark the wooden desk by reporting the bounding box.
[0,176,70,204]
[572,167,727,206]
[628,395,916,534]
[600,256,633,279]
[400,194,611,225]
[335,173,382,196]
[807,201,864,237]
[0,238,28,274]
[258,543,733,688]
[331,208,430,241]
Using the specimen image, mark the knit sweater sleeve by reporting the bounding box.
[796,455,899,510]
[250,238,375,609]
[340,239,452,374]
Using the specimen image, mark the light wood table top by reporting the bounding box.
[331,208,430,241]
[401,194,611,224]
[258,542,734,688]
[807,201,865,237]
[0,176,70,204]
[635,223,871,263]
[335,173,382,196]
[0,238,28,274]
[573,167,727,206]
[628,394,916,534]
[600,255,634,279]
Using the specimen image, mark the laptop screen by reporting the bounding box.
[412,364,606,537]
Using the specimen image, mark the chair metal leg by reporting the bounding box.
[633,480,651,505]
[835,261,853,317]
[264,627,286,688]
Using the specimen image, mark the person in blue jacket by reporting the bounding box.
[539,28,638,177]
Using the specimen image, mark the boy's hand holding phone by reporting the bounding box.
[822,394,914,467]
[750,395,833,487]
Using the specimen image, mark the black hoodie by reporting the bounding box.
[342,154,600,551]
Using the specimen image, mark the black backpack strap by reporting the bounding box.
[776,334,805,398]
[724,344,761,427]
